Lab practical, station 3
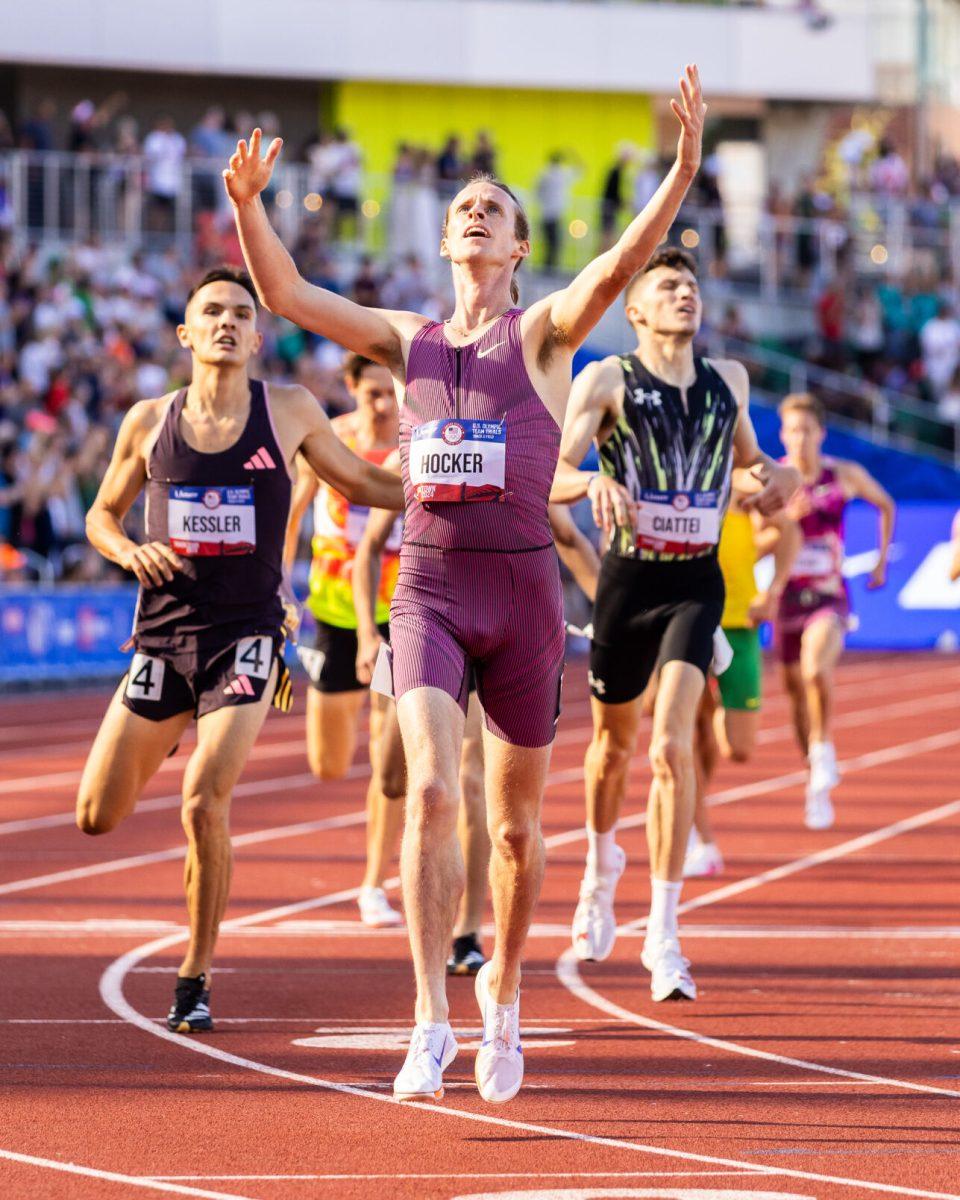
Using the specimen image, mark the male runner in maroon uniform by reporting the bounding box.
[226,66,704,1104]
[76,268,402,1032]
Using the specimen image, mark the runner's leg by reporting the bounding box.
[305,688,365,779]
[481,733,551,1003]
[76,681,191,835]
[397,686,465,1024]
[455,692,489,940]
[800,613,845,745]
[782,661,809,757]
[647,660,704,882]
[361,693,406,891]
[584,697,642,838]
[693,686,718,845]
[177,663,277,979]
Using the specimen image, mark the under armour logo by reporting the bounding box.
[244,446,277,470]
[588,671,606,695]
[633,388,663,406]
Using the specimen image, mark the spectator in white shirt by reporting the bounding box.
[920,302,960,399]
[143,115,186,232]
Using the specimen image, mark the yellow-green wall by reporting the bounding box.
[333,81,654,201]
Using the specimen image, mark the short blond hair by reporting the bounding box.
[778,392,825,428]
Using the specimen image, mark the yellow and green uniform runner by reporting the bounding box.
[307,440,401,630]
[716,507,762,711]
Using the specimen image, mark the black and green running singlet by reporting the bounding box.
[599,354,739,562]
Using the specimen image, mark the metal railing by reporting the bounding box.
[703,331,960,466]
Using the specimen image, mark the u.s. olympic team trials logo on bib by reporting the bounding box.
[203,489,221,509]
[442,422,465,446]
[672,493,691,511]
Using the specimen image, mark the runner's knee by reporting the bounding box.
[76,792,122,836]
[406,776,458,835]
[649,732,691,784]
[181,792,230,842]
[378,759,406,802]
[489,813,539,868]
[308,741,352,780]
[588,727,634,780]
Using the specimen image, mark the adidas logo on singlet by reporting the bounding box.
[243,446,277,470]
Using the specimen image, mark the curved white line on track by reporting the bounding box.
[98,932,960,1200]
[556,795,960,1100]
[0,1147,255,1200]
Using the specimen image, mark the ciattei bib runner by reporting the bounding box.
[600,355,739,562]
[409,418,506,503]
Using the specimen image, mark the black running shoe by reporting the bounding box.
[447,933,485,976]
[166,974,213,1033]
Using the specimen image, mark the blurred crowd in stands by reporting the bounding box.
[2,91,960,581]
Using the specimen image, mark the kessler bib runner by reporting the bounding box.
[168,485,256,556]
[409,418,506,503]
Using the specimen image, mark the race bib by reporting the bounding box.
[234,635,272,681]
[635,489,720,556]
[126,653,165,702]
[792,539,837,579]
[409,418,506,503]
[168,486,255,557]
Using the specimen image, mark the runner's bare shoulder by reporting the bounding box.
[705,358,749,405]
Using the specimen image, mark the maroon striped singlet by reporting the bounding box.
[391,310,565,746]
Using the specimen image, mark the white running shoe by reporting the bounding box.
[804,785,835,831]
[358,886,403,928]
[641,938,697,1002]
[392,1021,458,1101]
[808,741,840,793]
[474,962,523,1103]
[683,840,724,878]
[571,844,626,962]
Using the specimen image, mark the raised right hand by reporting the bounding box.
[356,630,386,687]
[223,127,283,207]
[122,541,184,588]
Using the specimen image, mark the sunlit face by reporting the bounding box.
[348,364,398,435]
[441,182,528,273]
[780,408,825,464]
[177,281,261,367]
[626,266,702,338]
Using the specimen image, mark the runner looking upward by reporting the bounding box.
[775,392,895,830]
[76,268,403,1034]
[224,66,705,1104]
[551,248,800,1002]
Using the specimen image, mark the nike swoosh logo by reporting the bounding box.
[476,343,505,359]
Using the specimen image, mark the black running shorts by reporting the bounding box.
[297,619,390,694]
[122,632,283,721]
[589,554,725,705]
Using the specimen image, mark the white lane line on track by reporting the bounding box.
[143,1172,756,1182]
[0,1148,255,1200]
[1,658,955,810]
[95,751,960,1200]
[556,795,960,1101]
[7,700,959,900]
[99,923,960,1199]
[0,809,368,898]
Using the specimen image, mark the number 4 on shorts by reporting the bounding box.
[126,653,166,701]
[234,636,272,681]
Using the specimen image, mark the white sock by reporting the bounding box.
[586,826,618,876]
[809,740,835,761]
[648,877,683,943]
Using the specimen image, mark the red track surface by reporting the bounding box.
[1,653,959,1200]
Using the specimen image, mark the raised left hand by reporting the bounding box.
[742,462,801,518]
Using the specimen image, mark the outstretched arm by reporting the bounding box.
[536,66,705,352]
[838,461,895,589]
[288,388,404,511]
[224,130,425,368]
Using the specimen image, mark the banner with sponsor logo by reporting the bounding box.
[0,501,958,685]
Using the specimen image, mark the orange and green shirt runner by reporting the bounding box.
[307,440,402,630]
